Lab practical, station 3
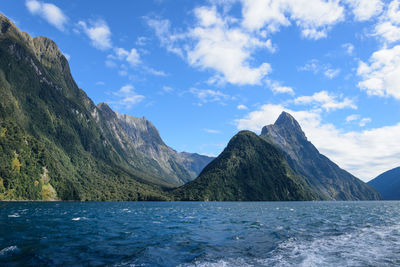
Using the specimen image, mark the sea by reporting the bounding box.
[1,201,400,266]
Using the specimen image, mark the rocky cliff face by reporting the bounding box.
[96,106,213,185]
[261,112,381,200]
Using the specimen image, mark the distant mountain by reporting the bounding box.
[97,103,213,185]
[368,167,400,200]
[174,131,316,201]
[261,112,381,200]
[0,14,211,200]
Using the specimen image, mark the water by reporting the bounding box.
[1,201,400,266]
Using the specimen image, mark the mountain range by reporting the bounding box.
[0,14,212,201]
[0,14,382,201]
[174,113,381,201]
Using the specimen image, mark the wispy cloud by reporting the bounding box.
[342,43,355,55]
[294,91,357,111]
[204,128,221,134]
[25,0,68,31]
[266,79,294,95]
[299,59,341,79]
[189,88,232,105]
[110,84,145,109]
[77,19,112,50]
[346,114,360,122]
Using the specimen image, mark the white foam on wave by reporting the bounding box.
[8,214,20,218]
[72,217,87,221]
[0,245,19,256]
[179,258,253,267]
[261,223,400,266]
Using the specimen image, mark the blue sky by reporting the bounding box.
[2,0,400,181]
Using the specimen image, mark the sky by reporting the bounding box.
[1,0,400,181]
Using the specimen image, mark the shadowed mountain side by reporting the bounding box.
[368,167,400,200]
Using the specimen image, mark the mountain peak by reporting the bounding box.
[274,112,302,130]
[261,111,307,141]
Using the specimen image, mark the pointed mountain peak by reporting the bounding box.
[261,111,307,141]
[275,111,301,129]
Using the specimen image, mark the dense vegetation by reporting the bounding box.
[368,167,400,200]
[0,14,172,200]
[174,131,316,201]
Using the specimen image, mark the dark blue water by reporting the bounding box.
[1,201,400,266]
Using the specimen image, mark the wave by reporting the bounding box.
[262,223,400,266]
[0,246,19,256]
[72,217,88,221]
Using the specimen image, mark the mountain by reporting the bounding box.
[368,167,400,200]
[174,131,316,201]
[261,112,381,200]
[96,104,213,185]
[0,14,211,200]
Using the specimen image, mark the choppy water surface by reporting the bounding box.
[1,201,400,266]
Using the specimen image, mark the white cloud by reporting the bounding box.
[204,129,221,134]
[241,0,344,39]
[236,104,400,181]
[299,59,320,73]
[105,60,117,68]
[346,114,360,122]
[299,59,341,79]
[387,0,400,24]
[359,117,371,127]
[294,91,357,111]
[25,0,67,31]
[148,6,274,86]
[162,86,174,93]
[136,36,148,46]
[143,66,167,76]
[189,88,232,105]
[147,18,184,57]
[342,43,355,55]
[187,6,272,85]
[111,85,145,109]
[241,0,290,33]
[266,79,294,95]
[112,47,141,67]
[374,22,400,43]
[324,68,341,79]
[373,0,400,43]
[78,20,112,50]
[345,0,383,21]
[237,104,248,110]
[357,45,400,99]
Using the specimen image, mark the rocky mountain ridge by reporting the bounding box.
[261,112,381,200]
